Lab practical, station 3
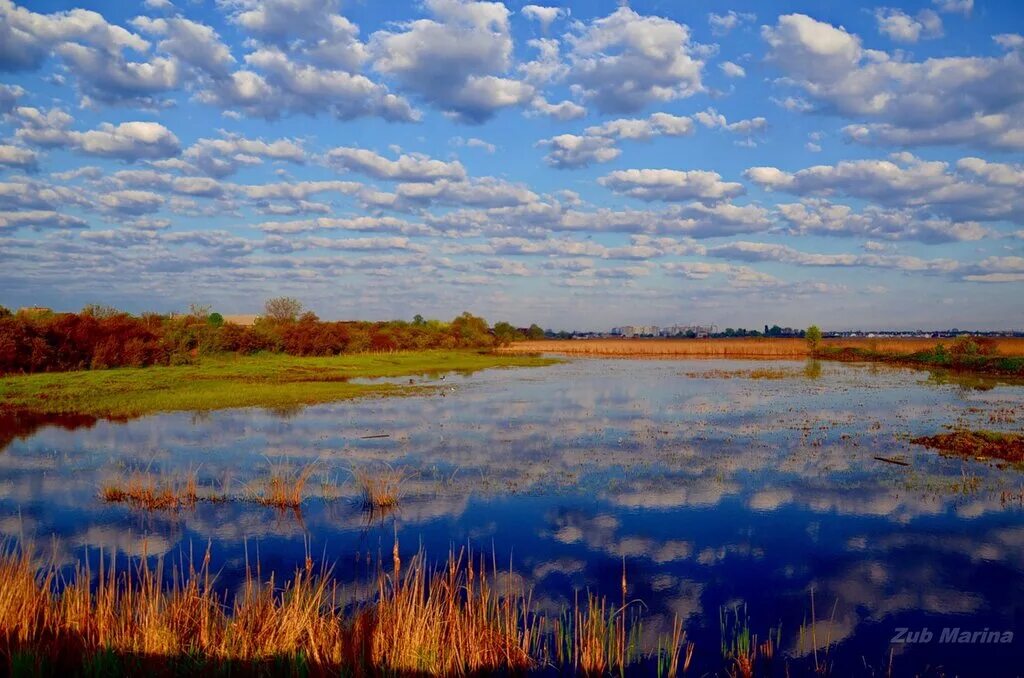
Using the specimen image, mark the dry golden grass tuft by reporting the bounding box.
[249,462,316,510]
[352,465,407,510]
[99,469,199,511]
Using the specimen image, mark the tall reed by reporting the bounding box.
[0,541,695,676]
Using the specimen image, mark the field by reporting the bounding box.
[0,350,557,417]
[497,337,1024,359]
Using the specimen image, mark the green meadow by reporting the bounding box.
[0,350,558,417]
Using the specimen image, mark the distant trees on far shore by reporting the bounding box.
[0,299,541,375]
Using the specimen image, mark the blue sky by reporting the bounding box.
[1,0,1023,330]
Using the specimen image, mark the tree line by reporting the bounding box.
[0,299,546,374]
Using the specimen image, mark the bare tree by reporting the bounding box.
[264,297,303,322]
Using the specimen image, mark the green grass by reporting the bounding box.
[0,350,559,417]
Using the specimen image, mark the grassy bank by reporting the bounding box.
[816,343,1024,378]
[0,351,557,418]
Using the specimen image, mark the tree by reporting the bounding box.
[492,321,520,346]
[207,312,224,327]
[526,323,544,340]
[805,325,822,351]
[264,297,303,323]
[413,314,425,326]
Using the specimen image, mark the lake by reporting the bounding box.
[2,358,1023,675]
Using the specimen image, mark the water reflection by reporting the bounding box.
[1,358,1023,673]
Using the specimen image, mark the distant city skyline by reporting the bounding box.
[1,0,1023,329]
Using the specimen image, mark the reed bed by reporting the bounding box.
[0,541,697,677]
[498,337,1024,359]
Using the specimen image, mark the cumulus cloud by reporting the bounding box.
[371,0,534,123]
[745,153,1024,223]
[0,209,86,232]
[529,96,586,120]
[708,10,756,36]
[708,240,960,273]
[182,133,305,177]
[130,16,235,77]
[763,13,1024,150]
[395,177,537,208]
[0,144,39,171]
[599,169,745,203]
[538,112,694,168]
[873,8,942,43]
[776,199,988,244]
[537,134,620,169]
[565,7,705,113]
[325,147,466,182]
[719,61,746,78]
[199,48,418,122]
[0,0,148,71]
[13,111,181,161]
[521,5,566,32]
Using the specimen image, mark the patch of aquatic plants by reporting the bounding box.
[911,430,1024,464]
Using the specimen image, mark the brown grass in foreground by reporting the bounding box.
[498,337,1024,358]
[0,542,695,677]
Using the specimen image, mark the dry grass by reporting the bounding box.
[100,469,200,511]
[499,337,1024,359]
[249,462,316,509]
[352,465,407,510]
[0,541,696,677]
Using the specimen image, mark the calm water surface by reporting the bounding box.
[2,358,1024,675]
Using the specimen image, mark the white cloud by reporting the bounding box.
[708,10,755,36]
[200,48,418,122]
[520,5,566,32]
[0,144,39,171]
[325,147,466,182]
[182,133,305,177]
[371,0,534,123]
[709,240,960,273]
[566,7,704,113]
[599,169,744,203]
[537,112,695,169]
[745,154,1024,224]
[529,96,586,120]
[933,0,972,16]
[131,16,235,77]
[873,8,942,43]
[538,134,620,169]
[763,13,1024,150]
[0,210,86,232]
[719,61,746,78]
[776,199,989,244]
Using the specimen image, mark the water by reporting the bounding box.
[2,358,1023,675]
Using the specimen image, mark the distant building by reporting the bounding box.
[611,323,717,338]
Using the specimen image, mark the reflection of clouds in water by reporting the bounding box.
[1,358,1023,674]
[607,478,739,509]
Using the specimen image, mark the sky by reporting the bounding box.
[1,0,1023,331]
